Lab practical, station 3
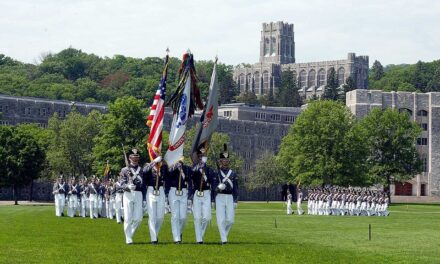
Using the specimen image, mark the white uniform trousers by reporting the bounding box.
[193,190,211,243]
[215,194,234,243]
[297,199,304,215]
[54,194,65,217]
[286,199,293,215]
[98,196,104,217]
[123,190,143,244]
[89,194,99,219]
[168,187,188,242]
[107,199,115,219]
[115,193,123,223]
[80,195,88,217]
[147,186,165,242]
[67,195,78,217]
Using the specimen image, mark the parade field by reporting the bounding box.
[1,202,439,264]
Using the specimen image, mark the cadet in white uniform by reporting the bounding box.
[213,144,238,244]
[67,177,80,217]
[190,148,216,244]
[166,161,193,244]
[120,148,147,245]
[52,174,67,217]
[297,187,304,215]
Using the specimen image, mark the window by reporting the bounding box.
[292,71,297,85]
[299,70,307,88]
[422,157,428,172]
[420,123,428,131]
[308,70,316,87]
[417,138,428,145]
[246,74,252,92]
[254,72,261,92]
[271,114,281,121]
[0,120,9,126]
[0,105,2,112]
[318,69,326,86]
[417,110,428,117]
[24,107,31,115]
[223,111,232,117]
[285,116,295,123]
[256,112,266,120]
[337,67,345,85]
[239,74,245,92]
[264,38,270,56]
[38,108,47,116]
[262,71,270,94]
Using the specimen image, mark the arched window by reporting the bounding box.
[262,71,270,94]
[299,70,307,88]
[254,72,261,93]
[399,108,413,116]
[271,37,276,55]
[264,38,270,56]
[417,110,428,117]
[246,74,252,92]
[318,69,326,86]
[337,67,345,85]
[239,74,245,92]
[292,71,297,86]
[308,69,316,87]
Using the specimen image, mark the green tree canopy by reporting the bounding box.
[277,100,367,187]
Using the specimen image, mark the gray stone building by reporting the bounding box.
[234,21,369,99]
[346,89,440,198]
[0,94,108,127]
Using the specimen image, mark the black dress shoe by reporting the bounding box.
[61,213,64,217]
[197,241,203,244]
[221,242,228,245]
[151,241,158,245]
[175,241,181,244]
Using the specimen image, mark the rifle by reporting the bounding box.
[121,144,135,191]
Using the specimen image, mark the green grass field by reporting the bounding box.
[1,203,439,264]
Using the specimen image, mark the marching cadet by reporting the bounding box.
[80,178,89,217]
[190,147,216,244]
[88,176,99,219]
[120,148,147,245]
[144,156,167,244]
[107,179,116,220]
[286,190,293,215]
[97,178,105,218]
[297,187,304,215]
[213,144,238,245]
[114,174,125,224]
[67,177,80,217]
[166,160,193,244]
[53,173,67,217]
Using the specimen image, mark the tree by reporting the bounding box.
[413,60,428,92]
[371,60,384,81]
[323,68,339,101]
[247,151,284,202]
[426,68,440,92]
[92,96,149,177]
[235,90,258,105]
[276,69,302,107]
[340,76,357,102]
[358,108,422,201]
[0,125,45,205]
[46,110,101,178]
[277,100,367,187]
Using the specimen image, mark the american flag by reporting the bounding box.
[147,55,169,161]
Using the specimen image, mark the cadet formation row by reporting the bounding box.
[286,187,390,216]
[52,147,238,245]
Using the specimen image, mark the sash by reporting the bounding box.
[219,169,233,189]
[130,166,142,185]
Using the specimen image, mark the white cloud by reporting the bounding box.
[0,0,439,66]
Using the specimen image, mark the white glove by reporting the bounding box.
[142,200,147,208]
[201,156,208,163]
[153,156,162,164]
[234,203,238,209]
[187,199,193,208]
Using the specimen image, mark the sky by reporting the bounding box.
[1,0,440,67]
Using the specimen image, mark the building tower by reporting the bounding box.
[259,21,295,65]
